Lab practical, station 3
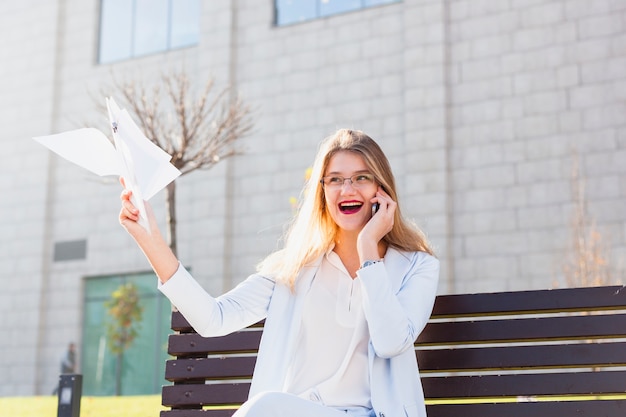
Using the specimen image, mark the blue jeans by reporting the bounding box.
[233,392,375,417]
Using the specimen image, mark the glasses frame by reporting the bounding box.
[319,173,376,189]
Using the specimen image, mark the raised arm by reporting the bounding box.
[119,177,179,283]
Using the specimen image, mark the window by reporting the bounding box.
[275,0,400,26]
[53,239,87,262]
[98,0,200,64]
[81,272,172,395]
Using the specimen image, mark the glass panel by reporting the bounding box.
[170,0,200,49]
[364,0,399,6]
[275,0,317,26]
[83,275,118,394]
[99,0,133,63]
[119,293,171,394]
[82,272,172,395]
[126,272,158,296]
[134,0,169,56]
[275,0,401,26]
[85,275,122,299]
[318,0,362,17]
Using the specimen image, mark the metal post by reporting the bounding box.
[56,374,82,417]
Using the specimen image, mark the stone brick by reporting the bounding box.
[515,114,560,138]
[473,165,517,188]
[585,149,626,176]
[513,26,557,51]
[461,56,501,82]
[513,68,556,94]
[520,2,564,27]
[524,91,567,115]
[452,77,513,104]
[578,13,625,39]
[564,0,623,18]
[524,151,569,179]
[582,103,626,130]
[465,231,530,257]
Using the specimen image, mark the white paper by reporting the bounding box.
[33,97,181,232]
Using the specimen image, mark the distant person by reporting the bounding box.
[119,129,440,417]
[61,342,76,374]
[53,342,77,394]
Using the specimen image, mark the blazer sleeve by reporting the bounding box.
[159,263,275,337]
[357,252,439,358]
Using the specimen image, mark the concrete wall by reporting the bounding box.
[1,0,625,396]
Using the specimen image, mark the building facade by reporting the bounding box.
[1,0,626,396]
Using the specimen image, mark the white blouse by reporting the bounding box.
[284,250,372,410]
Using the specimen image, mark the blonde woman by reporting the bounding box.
[120,129,439,417]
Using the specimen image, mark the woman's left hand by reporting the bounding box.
[357,187,396,260]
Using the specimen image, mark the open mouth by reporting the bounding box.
[339,202,363,214]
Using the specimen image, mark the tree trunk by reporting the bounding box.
[115,352,122,396]
[165,181,177,257]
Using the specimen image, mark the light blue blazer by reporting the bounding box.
[160,248,440,417]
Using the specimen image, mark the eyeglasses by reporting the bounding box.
[320,173,376,189]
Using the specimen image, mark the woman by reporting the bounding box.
[120,129,439,417]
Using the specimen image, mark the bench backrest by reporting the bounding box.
[161,285,626,417]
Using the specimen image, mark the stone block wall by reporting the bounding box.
[1,0,625,396]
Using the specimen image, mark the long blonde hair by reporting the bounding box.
[257,129,434,288]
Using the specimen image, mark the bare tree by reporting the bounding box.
[105,71,254,256]
[563,151,613,287]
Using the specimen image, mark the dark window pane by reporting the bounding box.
[171,0,200,48]
[99,0,133,63]
[53,239,87,262]
[275,0,317,26]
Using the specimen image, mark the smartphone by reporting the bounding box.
[371,202,380,216]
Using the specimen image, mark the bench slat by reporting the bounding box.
[417,341,626,372]
[422,370,626,398]
[164,340,626,382]
[168,332,263,356]
[162,370,626,407]
[171,312,263,333]
[165,357,256,381]
[426,400,626,417]
[162,383,251,407]
[431,285,626,317]
[171,314,626,353]
[417,313,626,344]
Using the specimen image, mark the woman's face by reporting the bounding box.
[322,151,378,234]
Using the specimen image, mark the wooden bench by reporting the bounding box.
[161,285,626,417]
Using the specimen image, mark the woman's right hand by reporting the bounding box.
[118,177,152,239]
[118,177,180,283]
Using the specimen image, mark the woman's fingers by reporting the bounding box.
[370,187,396,234]
[120,188,132,202]
[372,188,396,215]
[121,201,139,221]
[119,186,141,224]
[118,176,155,242]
